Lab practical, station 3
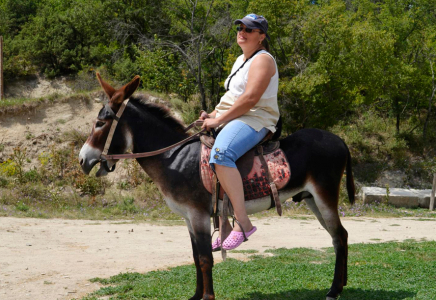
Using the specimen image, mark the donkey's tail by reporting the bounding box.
[345,144,355,205]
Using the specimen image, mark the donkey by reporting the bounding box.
[79,75,355,300]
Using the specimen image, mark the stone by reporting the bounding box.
[360,187,432,208]
[411,189,433,208]
[388,189,419,208]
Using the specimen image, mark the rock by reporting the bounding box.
[412,189,434,208]
[361,187,434,208]
[375,170,406,188]
[148,96,159,103]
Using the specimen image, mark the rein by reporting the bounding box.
[99,99,206,171]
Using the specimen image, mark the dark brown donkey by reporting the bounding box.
[79,75,355,300]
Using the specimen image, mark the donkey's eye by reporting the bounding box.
[96,121,106,128]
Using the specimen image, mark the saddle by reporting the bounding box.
[199,133,291,216]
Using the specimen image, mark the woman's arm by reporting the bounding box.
[202,54,276,130]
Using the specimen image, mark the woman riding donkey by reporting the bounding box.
[200,14,280,251]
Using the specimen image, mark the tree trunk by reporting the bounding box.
[197,47,207,111]
[423,60,435,141]
[396,112,400,134]
[393,97,400,134]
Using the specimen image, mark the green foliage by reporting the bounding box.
[0,147,29,183]
[0,159,17,177]
[135,47,195,99]
[71,170,107,197]
[331,110,408,164]
[10,0,111,77]
[0,176,8,188]
[23,168,40,183]
[118,197,139,214]
[170,96,202,124]
[1,0,435,140]
[15,201,30,212]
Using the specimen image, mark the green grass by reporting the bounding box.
[0,96,43,108]
[79,241,436,300]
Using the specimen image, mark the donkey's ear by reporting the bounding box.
[121,75,141,100]
[96,73,116,100]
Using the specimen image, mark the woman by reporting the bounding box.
[201,14,279,251]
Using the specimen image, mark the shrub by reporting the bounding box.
[15,201,29,212]
[0,176,8,188]
[23,168,40,183]
[73,172,108,196]
[118,197,139,214]
[0,160,17,177]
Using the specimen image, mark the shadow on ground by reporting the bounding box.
[236,288,416,300]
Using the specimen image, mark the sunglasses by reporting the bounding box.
[236,26,261,33]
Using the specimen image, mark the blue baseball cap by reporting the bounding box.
[234,14,270,40]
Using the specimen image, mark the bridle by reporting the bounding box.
[99,99,208,172]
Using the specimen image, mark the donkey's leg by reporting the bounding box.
[186,212,215,300]
[305,197,327,230]
[310,190,348,300]
[187,229,204,300]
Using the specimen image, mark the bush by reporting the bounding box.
[170,96,201,125]
[23,168,40,183]
[330,111,409,164]
[0,160,17,177]
[0,176,8,188]
[118,197,139,214]
[73,172,108,196]
[15,201,30,212]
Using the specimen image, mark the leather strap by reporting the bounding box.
[220,193,231,261]
[226,49,262,91]
[102,131,204,160]
[212,174,219,216]
[233,218,248,242]
[102,99,129,156]
[257,145,282,216]
[101,119,206,160]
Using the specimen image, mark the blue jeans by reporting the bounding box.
[209,120,269,170]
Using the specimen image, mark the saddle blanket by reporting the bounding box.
[200,144,291,200]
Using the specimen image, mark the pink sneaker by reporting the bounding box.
[212,237,221,252]
[222,226,257,250]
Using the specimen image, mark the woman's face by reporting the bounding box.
[236,24,265,49]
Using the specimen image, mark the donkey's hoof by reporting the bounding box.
[326,287,342,300]
[188,293,202,300]
[326,288,340,300]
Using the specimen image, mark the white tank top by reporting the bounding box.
[216,50,280,132]
[224,50,279,99]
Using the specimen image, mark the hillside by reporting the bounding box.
[0,78,434,191]
[1,96,98,169]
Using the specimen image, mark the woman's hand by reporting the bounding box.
[201,118,221,131]
[199,111,209,120]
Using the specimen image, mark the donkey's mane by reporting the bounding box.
[130,95,187,134]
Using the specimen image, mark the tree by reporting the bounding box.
[16,0,110,77]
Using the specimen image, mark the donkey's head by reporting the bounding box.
[79,74,140,177]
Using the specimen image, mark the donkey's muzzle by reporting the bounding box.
[100,158,116,173]
[79,157,99,175]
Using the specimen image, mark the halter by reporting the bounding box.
[99,100,207,172]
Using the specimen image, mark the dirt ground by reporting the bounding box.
[1,216,436,300]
